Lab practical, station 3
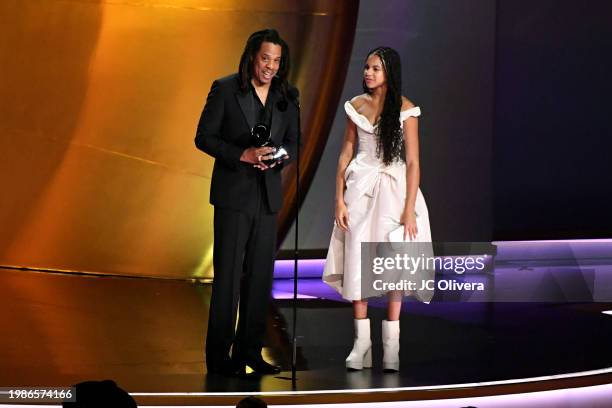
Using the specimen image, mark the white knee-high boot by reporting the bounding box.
[382,320,400,372]
[345,318,372,370]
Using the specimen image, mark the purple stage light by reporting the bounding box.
[274,259,326,279]
[273,240,612,302]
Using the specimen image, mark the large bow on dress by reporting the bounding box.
[343,153,405,205]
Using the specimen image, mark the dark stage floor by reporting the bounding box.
[2,260,612,396]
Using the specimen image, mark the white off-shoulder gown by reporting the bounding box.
[322,101,433,302]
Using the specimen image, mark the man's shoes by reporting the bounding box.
[207,361,243,376]
[240,358,282,375]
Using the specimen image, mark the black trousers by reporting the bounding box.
[205,180,277,368]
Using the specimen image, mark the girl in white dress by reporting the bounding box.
[323,47,432,372]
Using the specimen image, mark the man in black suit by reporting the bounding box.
[195,29,298,376]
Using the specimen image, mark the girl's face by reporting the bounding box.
[364,54,386,90]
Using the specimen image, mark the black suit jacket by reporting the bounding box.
[195,73,299,213]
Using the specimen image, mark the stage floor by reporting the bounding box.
[2,265,612,397]
[2,240,612,405]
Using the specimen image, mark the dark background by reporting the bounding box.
[283,0,612,250]
[493,0,612,239]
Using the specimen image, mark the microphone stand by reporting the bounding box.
[291,93,301,390]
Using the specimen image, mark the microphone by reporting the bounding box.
[289,83,301,388]
[277,99,288,112]
[277,87,299,112]
[287,87,300,108]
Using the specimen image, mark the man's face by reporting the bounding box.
[251,41,282,86]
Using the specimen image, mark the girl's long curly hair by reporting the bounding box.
[362,47,404,165]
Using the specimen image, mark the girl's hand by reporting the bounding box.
[335,201,350,231]
[401,210,418,241]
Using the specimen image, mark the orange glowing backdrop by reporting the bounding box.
[0,0,358,279]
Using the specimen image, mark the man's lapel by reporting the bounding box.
[235,90,255,132]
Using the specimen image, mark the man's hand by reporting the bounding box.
[254,154,290,170]
[241,146,276,170]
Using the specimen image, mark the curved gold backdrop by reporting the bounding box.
[0,0,358,279]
